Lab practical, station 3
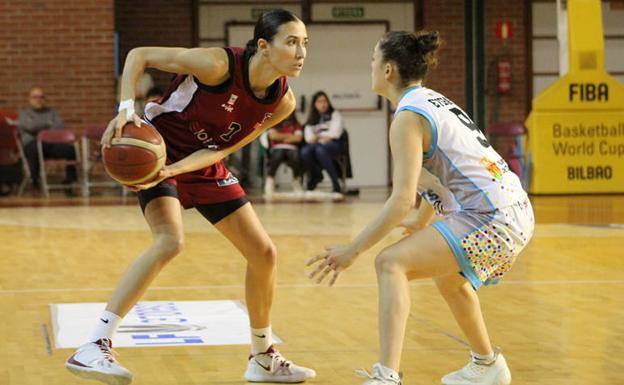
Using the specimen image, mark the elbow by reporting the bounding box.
[389,194,415,216]
[127,47,147,66]
[127,47,141,59]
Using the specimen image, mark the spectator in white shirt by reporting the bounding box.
[301,91,344,192]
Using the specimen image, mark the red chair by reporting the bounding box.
[37,129,82,197]
[81,125,126,197]
[0,113,30,195]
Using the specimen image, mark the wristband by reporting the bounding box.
[118,99,135,120]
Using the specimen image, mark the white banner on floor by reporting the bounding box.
[51,300,281,348]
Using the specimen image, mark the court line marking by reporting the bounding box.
[1,279,623,294]
[410,316,470,348]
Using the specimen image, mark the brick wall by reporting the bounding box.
[421,0,467,110]
[0,0,115,131]
[421,0,530,127]
[115,0,194,90]
[484,0,529,124]
[0,1,529,132]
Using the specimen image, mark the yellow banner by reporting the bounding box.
[528,112,624,193]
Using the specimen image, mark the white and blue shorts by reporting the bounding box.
[432,198,534,290]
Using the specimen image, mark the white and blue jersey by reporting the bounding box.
[395,86,527,215]
[396,86,534,290]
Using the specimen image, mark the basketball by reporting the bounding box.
[102,122,166,185]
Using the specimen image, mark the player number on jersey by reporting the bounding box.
[220,122,242,142]
[449,107,490,148]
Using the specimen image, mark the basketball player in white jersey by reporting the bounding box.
[308,31,534,385]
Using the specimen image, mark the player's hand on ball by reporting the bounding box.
[101,111,142,148]
[126,167,171,191]
[306,244,358,286]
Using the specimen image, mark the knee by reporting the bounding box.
[248,241,277,270]
[374,248,404,276]
[300,146,313,160]
[154,234,185,262]
[314,145,328,158]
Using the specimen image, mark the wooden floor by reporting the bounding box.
[0,190,623,385]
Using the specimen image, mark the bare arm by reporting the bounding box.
[307,111,429,285]
[157,89,297,179]
[400,196,436,235]
[119,47,229,102]
[103,47,231,145]
[347,111,426,255]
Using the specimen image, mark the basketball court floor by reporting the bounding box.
[0,191,622,385]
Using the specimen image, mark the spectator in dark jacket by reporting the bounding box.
[19,87,77,188]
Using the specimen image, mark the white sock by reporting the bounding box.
[471,350,496,364]
[90,310,123,342]
[250,326,272,355]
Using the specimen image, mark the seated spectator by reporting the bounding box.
[19,87,77,190]
[264,112,303,196]
[301,91,344,193]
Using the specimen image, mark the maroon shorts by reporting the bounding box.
[140,161,246,210]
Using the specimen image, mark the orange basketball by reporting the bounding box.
[102,122,166,185]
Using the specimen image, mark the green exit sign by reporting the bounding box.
[332,6,365,18]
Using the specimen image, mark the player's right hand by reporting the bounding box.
[101,110,141,147]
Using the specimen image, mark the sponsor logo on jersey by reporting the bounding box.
[221,94,239,112]
[189,122,215,146]
[422,189,445,214]
[480,157,503,180]
[260,112,273,124]
[216,173,239,187]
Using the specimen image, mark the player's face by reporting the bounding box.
[266,20,308,78]
[314,95,329,114]
[370,43,387,95]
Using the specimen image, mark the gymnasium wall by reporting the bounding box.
[115,0,195,89]
[0,1,531,176]
[0,0,115,132]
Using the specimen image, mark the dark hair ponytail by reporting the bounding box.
[245,9,300,56]
[379,30,441,86]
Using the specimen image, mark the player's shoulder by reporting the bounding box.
[187,47,233,85]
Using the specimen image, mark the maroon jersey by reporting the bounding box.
[142,47,289,207]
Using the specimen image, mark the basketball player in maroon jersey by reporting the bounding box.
[66,10,315,384]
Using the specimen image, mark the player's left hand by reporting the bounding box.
[306,244,358,286]
[126,167,172,191]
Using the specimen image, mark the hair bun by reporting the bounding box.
[415,31,440,55]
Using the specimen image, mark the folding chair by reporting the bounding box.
[81,125,126,197]
[37,129,82,197]
[0,113,30,195]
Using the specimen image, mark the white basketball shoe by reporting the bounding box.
[355,363,402,385]
[244,345,316,383]
[442,351,511,385]
[65,338,133,385]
